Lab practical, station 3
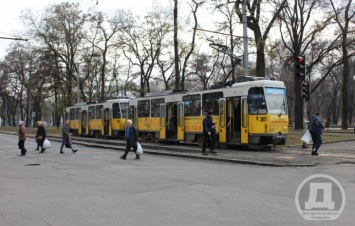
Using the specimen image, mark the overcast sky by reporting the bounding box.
[0,0,159,59]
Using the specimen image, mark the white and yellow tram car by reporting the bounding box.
[67,97,129,138]
[130,79,288,148]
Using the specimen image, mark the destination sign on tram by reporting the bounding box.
[265,87,285,95]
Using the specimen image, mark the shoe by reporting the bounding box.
[312,152,319,156]
[135,157,140,160]
[202,152,208,155]
[73,150,78,153]
[19,154,25,156]
[60,151,64,154]
[39,151,45,153]
[120,156,126,160]
[35,148,39,150]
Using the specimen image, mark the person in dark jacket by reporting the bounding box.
[60,119,78,154]
[18,121,27,156]
[36,121,47,153]
[202,111,217,155]
[35,123,40,150]
[120,119,140,160]
[308,112,325,155]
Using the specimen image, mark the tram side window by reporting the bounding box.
[70,108,76,120]
[151,98,164,117]
[183,94,200,116]
[96,105,103,119]
[248,87,267,114]
[138,100,150,117]
[121,103,129,118]
[112,103,121,118]
[75,108,80,120]
[88,106,95,119]
[202,92,223,115]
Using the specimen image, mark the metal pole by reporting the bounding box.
[77,65,80,103]
[242,0,249,76]
[302,54,308,148]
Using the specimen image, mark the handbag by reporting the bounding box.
[136,142,143,155]
[301,130,312,144]
[65,139,71,148]
[42,139,51,149]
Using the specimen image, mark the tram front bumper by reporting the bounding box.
[249,133,287,145]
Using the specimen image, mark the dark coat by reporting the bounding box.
[62,124,70,139]
[127,125,139,147]
[203,115,215,135]
[308,115,324,135]
[36,125,46,139]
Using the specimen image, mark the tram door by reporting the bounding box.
[78,110,82,135]
[80,110,88,135]
[177,102,185,140]
[159,103,166,139]
[102,108,110,136]
[129,106,137,126]
[241,97,248,144]
[219,98,227,144]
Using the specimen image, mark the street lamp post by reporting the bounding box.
[76,65,80,103]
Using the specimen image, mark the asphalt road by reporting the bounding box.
[0,134,354,226]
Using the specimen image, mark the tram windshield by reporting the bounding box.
[265,87,287,115]
[248,87,287,115]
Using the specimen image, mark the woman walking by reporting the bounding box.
[36,121,47,153]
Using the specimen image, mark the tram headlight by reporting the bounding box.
[283,126,287,131]
[270,125,275,131]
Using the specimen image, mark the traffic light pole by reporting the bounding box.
[242,0,249,76]
[302,54,308,148]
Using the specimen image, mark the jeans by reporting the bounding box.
[202,134,215,153]
[60,137,75,152]
[310,132,322,152]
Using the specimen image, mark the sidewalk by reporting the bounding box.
[54,134,355,167]
[3,131,355,167]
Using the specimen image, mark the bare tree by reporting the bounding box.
[278,0,336,129]
[329,0,355,129]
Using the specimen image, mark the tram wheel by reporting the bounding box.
[197,135,203,147]
[153,134,160,143]
[141,133,147,142]
[219,142,228,149]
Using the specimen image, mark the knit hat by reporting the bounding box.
[207,111,213,116]
[18,121,24,126]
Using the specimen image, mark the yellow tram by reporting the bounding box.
[67,78,288,148]
[129,78,288,148]
[66,97,129,138]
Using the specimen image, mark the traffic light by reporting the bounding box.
[295,56,306,81]
[302,82,311,102]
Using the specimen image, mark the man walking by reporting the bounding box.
[202,111,217,155]
[60,119,78,154]
[120,119,140,160]
[18,121,27,156]
[308,112,325,156]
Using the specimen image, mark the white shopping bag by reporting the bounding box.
[136,142,143,155]
[43,139,51,149]
[300,130,312,144]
